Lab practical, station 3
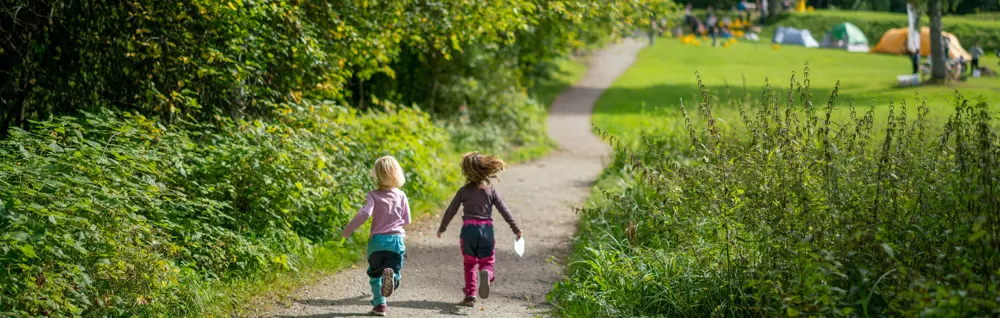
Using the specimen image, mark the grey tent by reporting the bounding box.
[772,27,820,48]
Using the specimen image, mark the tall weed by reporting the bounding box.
[553,68,1000,317]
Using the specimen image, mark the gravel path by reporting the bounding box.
[264,39,644,318]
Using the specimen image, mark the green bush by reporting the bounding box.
[552,71,1000,316]
[0,105,455,316]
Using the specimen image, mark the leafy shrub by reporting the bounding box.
[553,70,1000,317]
[0,104,455,316]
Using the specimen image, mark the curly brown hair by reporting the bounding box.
[461,152,506,187]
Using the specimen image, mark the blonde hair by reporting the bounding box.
[372,156,405,189]
[461,152,506,187]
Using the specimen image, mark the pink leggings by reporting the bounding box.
[460,219,495,297]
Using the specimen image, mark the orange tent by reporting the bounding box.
[873,27,971,60]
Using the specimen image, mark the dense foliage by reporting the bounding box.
[0,0,674,316]
[0,0,671,151]
[0,104,456,316]
[552,70,1000,316]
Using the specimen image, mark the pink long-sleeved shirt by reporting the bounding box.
[341,189,411,238]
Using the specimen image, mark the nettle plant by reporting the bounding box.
[554,66,1000,317]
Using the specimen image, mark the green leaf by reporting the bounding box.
[969,283,984,293]
[787,307,800,317]
[969,230,986,242]
[48,141,64,153]
[20,244,38,259]
[31,228,47,241]
[11,232,29,242]
[881,243,894,258]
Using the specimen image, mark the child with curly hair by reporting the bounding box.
[342,156,411,316]
[437,152,522,307]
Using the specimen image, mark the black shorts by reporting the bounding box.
[460,222,495,258]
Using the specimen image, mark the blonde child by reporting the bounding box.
[437,152,522,307]
[341,156,411,316]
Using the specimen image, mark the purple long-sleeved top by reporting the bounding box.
[438,183,519,234]
[341,189,411,238]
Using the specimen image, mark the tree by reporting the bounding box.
[928,0,947,82]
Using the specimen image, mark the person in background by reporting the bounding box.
[970,41,984,75]
[910,48,920,75]
[684,4,698,34]
[943,36,951,62]
[737,0,749,22]
[706,6,718,47]
[758,0,768,25]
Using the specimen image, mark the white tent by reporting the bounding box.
[772,27,820,48]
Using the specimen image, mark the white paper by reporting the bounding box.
[514,237,525,257]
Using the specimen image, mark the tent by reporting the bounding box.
[821,23,869,52]
[873,27,972,60]
[772,27,820,48]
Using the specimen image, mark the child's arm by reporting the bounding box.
[492,188,521,238]
[342,192,375,238]
[402,193,411,226]
[437,190,463,237]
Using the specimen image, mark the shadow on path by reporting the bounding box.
[280,295,466,317]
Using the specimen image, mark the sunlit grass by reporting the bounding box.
[594,39,1000,143]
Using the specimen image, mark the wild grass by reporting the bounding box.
[555,66,1000,317]
[552,41,1000,317]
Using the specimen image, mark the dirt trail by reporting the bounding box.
[264,39,644,318]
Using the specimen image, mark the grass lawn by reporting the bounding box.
[594,38,1000,142]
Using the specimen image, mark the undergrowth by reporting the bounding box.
[0,103,456,316]
[552,67,1000,317]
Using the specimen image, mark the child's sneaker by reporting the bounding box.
[460,296,476,307]
[477,270,490,299]
[381,268,395,297]
[370,304,387,316]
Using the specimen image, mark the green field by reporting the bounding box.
[595,39,1000,142]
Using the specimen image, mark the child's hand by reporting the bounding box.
[436,231,443,239]
[515,230,523,240]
